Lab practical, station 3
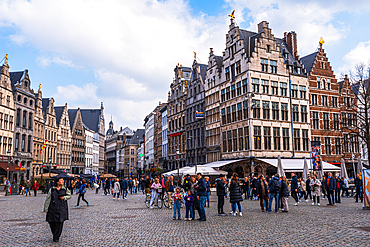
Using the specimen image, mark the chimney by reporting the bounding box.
[258,21,269,33]
[285,31,298,59]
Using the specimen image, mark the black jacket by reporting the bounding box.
[256,180,268,197]
[280,180,289,197]
[323,176,336,191]
[45,187,69,223]
[354,177,362,188]
[306,179,311,191]
[229,181,243,203]
[216,179,226,196]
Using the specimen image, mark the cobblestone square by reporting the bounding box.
[1,190,369,246]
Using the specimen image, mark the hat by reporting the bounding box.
[186,174,190,176]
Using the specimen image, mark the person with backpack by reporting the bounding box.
[291,173,299,206]
[268,174,281,213]
[75,180,89,207]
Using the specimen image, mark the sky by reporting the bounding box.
[1,0,370,131]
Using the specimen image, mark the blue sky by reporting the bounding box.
[0,0,369,131]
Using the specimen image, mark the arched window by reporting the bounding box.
[22,111,27,128]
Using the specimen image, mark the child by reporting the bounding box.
[184,190,194,221]
[173,187,182,220]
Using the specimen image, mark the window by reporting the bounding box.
[221,108,226,125]
[261,58,268,72]
[335,138,341,154]
[243,100,248,119]
[294,129,300,151]
[271,81,278,95]
[232,104,237,122]
[333,113,339,130]
[281,103,288,121]
[317,77,321,89]
[254,126,261,150]
[262,80,269,94]
[232,129,237,151]
[227,130,232,152]
[16,109,20,126]
[292,104,299,122]
[325,137,331,154]
[282,128,289,151]
[236,82,242,96]
[273,127,280,150]
[299,86,306,99]
[270,60,277,73]
[272,102,279,120]
[252,100,260,118]
[264,127,271,150]
[226,87,230,100]
[244,127,250,150]
[15,133,19,151]
[131,149,134,155]
[0,113,2,129]
[323,113,329,129]
[225,67,230,80]
[238,128,243,150]
[327,79,330,90]
[301,105,307,123]
[221,89,225,102]
[267,44,270,52]
[280,82,287,96]
[28,113,32,129]
[226,106,231,123]
[21,134,26,151]
[322,95,328,106]
[236,61,241,74]
[242,79,248,94]
[343,134,349,153]
[322,79,326,90]
[302,130,309,151]
[262,101,270,119]
[321,62,325,69]
[237,103,243,121]
[312,94,318,105]
[332,97,338,107]
[312,111,319,129]
[22,111,27,128]
[222,132,227,152]
[231,84,236,98]
[291,85,298,98]
[252,78,259,93]
[27,135,31,152]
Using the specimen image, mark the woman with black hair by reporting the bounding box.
[44,177,71,242]
[229,173,243,216]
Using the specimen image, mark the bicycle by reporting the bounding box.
[163,192,184,209]
[145,189,163,209]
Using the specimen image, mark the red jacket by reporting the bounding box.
[32,182,39,191]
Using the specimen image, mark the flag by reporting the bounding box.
[40,140,48,153]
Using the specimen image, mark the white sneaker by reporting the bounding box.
[317,203,320,206]
[113,198,115,200]
[294,202,298,206]
[232,212,237,216]
[230,211,233,214]
[188,218,192,221]
[305,200,308,202]
[117,198,120,200]
[169,206,172,209]
[239,212,243,216]
[312,202,315,205]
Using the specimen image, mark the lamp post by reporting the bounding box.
[49,157,52,178]
[6,150,11,196]
[176,148,180,180]
[74,161,76,175]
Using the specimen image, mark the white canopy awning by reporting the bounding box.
[181,165,228,176]
[205,159,245,168]
[162,166,192,177]
[259,158,340,172]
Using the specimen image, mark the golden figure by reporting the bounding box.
[39,84,41,91]
[4,54,8,64]
[193,51,197,61]
[229,10,235,20]
[319,37,324,47]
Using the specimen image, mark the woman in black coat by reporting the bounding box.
[279,176,289,212]
[44,177,71,242]
[229,173,243,216]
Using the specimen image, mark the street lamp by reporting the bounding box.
[74,161,76,174]
[176,148,180,180]
[49,157,52,178]
[6,150,11,196]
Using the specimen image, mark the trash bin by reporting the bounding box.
[11,183,19,195]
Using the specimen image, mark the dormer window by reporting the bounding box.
[267,45,270,52]
[321,61,325,69]
[297,67,301,74]
[18,95,21,102]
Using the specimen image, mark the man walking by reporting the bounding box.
[25,180,32,197]
[291,173,299,206]
[242,177,249,200]
[216,174,227,215]
[268,174,281,213]
[121,178,128,199]
[32,180,39,197]
[195,173,207,221]
[165,176,174,208]
[256,175,269,212]
[323,172,336,206]
[306,176,312,201]
[354,174,363,203]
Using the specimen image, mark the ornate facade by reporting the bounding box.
[55,103,72,171]
[42,98,58,171]
[32,87,44,176]
[68,108,85,174]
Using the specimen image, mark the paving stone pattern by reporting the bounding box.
[0,190,369,246]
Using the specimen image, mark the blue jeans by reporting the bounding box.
[173,201,181,219]
[133,186,136,193]
[231,202,241,213]
[268,193,279,212]
[199,196,206,220]
[26,188,31,196]
[206,192,210,206]
[335,188,341,203]
[185,206,193,219]
[123,189,128,198]
[327,190,335,205]
[113,192,120,199]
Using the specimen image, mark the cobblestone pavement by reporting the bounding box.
[0,190,369,246]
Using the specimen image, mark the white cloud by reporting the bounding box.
[338,41,370,73]
[8,34,26,45]
[0,0,229,129]
[54,83,99,103]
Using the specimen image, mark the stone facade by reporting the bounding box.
[68,108,85,174]
[32,88,44,176]
[42,98,58,172]
[144,112,155,170]
[11,69,36,180]
[186,60,207,166]
[84,127,94,174]
[154,103,166,168]
[160,105,168,170]
[55,103,72,171]
[204,49,222,163]
[167,64,191,170]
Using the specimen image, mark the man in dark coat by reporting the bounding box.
[242,177,249,200]
[121,178,129,199]
[216,174,227,215]
[306,176,312,200]
[251,175,258,200]
[256,175,269,212]
[291,173,299,205]
[195,173,207,221]
[354,174,363,203]
[323,172,336,206]
[268,174,281,213]
[44,177,71,242]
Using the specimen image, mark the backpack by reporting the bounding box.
[271,178,281,193]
